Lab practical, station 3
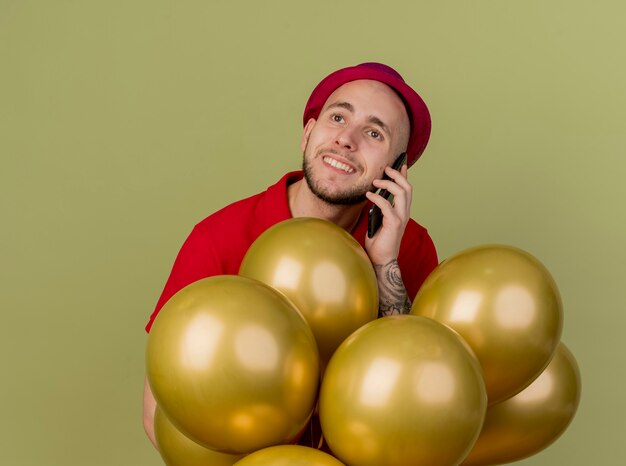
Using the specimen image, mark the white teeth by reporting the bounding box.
[324,157,354,173]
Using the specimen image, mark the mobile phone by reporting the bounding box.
[367,152,407,238]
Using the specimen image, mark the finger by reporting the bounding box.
[372,180,411,205]
[365,191,401,225]
[371,179,411,216]
[384,165,412,192]
[372,178,404,195]
[384,163,412,211]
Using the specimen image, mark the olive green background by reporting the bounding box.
[1,1,624,465]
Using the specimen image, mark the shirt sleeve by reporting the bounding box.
[145,225,220,333]
[412,230,438,298]
[399,226,439,302]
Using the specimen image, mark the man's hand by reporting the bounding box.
[364,164,413,316]
[364,163,412,265]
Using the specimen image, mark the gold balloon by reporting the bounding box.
[411,245,563,404]
[155,406,244,466]
[319,316,487,466]
[146,276,320,454]
[239,218,379,369]
[461,343,581,466]
[233,445,345,466]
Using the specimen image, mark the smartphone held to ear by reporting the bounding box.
[367,152,407,238]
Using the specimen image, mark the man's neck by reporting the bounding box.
[287,179,365,233]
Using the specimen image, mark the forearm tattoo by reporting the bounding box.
[374,259,411,317]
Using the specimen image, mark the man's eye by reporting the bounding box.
[332,114,344,123]
[369,130,381,139]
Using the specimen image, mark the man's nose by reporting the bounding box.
[334,127,357,151]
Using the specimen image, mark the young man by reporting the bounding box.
[143,62,438,447]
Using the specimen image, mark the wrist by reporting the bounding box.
[373,258,399,274]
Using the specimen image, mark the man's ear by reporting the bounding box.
[300,118,316,152]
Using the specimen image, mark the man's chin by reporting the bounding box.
[303,159,368,205]
[321,194,367,206]
[309,185,368,206]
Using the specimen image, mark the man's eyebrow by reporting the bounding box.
[368,115,390,135]
[326,101,354,112]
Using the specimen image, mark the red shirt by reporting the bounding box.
[146,171,438,332]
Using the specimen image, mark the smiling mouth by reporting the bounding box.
[323,156,355,174]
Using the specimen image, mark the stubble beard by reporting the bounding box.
[302,146,373,206]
